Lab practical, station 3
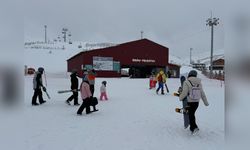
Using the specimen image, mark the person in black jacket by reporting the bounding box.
[32,67,46,105]
[66,71,80,105]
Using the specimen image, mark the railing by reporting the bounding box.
[202,70,224,81]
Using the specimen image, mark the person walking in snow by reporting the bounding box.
[179,70,209,134]
[156,70,167,95]
[149,72,157,89]
[86,69,97,96]
[66,70,80,106]
[167,70,171,78]
[31,67,47,105]
[77,78,92,115]
[100,81,108,100]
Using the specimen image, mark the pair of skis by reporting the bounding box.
[44,91,51,99]
[57,89,80,94]
[42,89,79,99]
[165,83,169,93]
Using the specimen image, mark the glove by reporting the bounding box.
[173,92,180,97]
[177,87,182,93]
[204,101,209,106]
[42,86,47,92]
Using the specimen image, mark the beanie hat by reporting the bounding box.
[188,70,198,77]
[71,69,77,73]
[38,67,44,73]
[180,76,186,83]
[102,81,107,85]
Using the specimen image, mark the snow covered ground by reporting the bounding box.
[21,42,225,150]
[21,69,224,150]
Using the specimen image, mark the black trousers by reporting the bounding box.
[32,89,44,104]
[187,102,199,132]
[77,98,90,114]
[90,85,95,96]
[67,91,78,104]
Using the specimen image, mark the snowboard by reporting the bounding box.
[174,76,190,129]
[175,106,189,114]
[58,89,80,94]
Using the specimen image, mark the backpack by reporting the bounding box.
[188,80,201,100]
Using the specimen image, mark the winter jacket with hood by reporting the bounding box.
[179,77,209,106]
[80,81,92,100]
[100,84,106,93]
[33,71,43,90]
[156,71,167,83]
[87,70,97,85]
[70,73,79,90]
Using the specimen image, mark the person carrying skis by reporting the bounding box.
[31,67,47,105]
[179,70,209,134]
[156,70,167,95]
[66,70,80,106]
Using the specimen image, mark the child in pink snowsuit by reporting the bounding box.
[100,81,108,100]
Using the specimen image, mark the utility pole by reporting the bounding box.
[141,31,144,39]
[206,15,219,78]
[190,48,193,65]
[44,25,47,43]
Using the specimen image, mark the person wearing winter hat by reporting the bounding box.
[86,69,97,96]
[179,70,209,134]
[100,81,108,100]
[31,67,46,105]
[156,70,167,95]
[66,70,80,106]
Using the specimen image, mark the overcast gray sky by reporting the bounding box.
[24,0,228,58]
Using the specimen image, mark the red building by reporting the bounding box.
[67,39,180,78]
[212,58,224,70]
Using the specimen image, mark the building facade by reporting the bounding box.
[67,39,180,78]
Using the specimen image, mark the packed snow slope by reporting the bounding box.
[22,67,224,150]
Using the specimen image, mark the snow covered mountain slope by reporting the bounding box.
[24,41,116,74]
[24,41,186,73]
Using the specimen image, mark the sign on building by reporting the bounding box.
[82,64,93,71]
[113,61,120,73]
[93,56,113,71]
